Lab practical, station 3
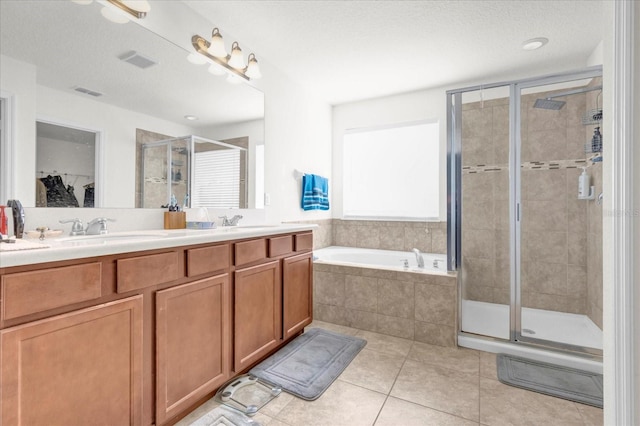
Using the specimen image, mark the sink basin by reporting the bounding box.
[55,231,170,246]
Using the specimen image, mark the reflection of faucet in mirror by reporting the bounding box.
[219,215,243,227]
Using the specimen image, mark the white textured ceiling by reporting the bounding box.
[185,0,605,105]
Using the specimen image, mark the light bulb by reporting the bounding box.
[228,42,244,69]
[208,28,227,58]
[245,53,261,79]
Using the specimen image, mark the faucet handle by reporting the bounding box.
[88,217,116,225]
[60,218,85,236]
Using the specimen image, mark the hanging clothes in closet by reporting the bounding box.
[39,175,79,207]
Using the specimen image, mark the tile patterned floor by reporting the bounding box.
[178,321,603,426]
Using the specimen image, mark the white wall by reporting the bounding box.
[0,55,36,203]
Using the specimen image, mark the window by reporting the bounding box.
[192,149,241,208]
[343,120,439,219]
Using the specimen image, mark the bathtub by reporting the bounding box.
[312,246,456,345]
[313,246,447,273]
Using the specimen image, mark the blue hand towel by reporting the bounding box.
[301,174,329,211]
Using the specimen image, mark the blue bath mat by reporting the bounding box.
[497,354,603,407]
[249,328,366,400]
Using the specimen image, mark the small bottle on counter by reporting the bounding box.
[0,205,8,236]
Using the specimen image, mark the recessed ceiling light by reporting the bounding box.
[184,115,199,121]
[522,37,549,51]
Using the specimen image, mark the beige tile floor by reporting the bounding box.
[178,321,603,426]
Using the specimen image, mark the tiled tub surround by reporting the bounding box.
[332,219,447,254]
[313,260,457,347]
[461,83,603,321]
[284,219,447,252]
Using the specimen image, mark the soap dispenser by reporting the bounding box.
[578,167,594,200]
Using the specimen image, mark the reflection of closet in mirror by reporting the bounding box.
[36,121,97,208]
[137,132,247,209]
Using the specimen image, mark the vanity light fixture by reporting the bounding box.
[208,28,227,58]
[105,0,150,19]
[522,37,548,51]
[191,30,261,81]
[99,0,149,23]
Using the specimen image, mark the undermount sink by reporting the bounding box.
[55,231,170,246]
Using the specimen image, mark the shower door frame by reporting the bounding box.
[448,66,604,357]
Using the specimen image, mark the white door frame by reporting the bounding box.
[608,1,636,425]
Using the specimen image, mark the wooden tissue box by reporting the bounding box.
[164,212,186,229]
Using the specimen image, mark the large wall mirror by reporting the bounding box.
[0,0,264,209]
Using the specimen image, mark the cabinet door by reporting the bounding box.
[1,296,143,426]
[156,274,231,425]
[283,253,313,340]
[234,260,281,372]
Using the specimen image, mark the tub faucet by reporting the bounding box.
[219,215,243,226]
[412,248,425,268]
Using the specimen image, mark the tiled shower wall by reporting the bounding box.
[461,83,603,326]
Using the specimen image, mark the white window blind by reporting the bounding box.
[192,149,240,208]
[343,120,439,219]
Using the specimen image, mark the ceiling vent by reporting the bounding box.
[119,50,158,69]
[73,86,103,97]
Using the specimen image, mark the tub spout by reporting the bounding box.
[412,248,425,268]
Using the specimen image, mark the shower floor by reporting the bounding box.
[461,299,602,350]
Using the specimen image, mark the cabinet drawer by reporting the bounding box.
[269,235,293,258]
[117,251,182,293]
[294,233,313,252]
[2,262,102,320]
[234,239,267,266]
[187,244,230,277]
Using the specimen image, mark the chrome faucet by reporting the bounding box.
[60,218,85,236]
[412,248,425,268]
[219,215,243,226]
[85,217,115,235]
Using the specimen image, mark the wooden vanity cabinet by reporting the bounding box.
[155,273,231,425]
[233,260,282,372]
[0,295,143,426]
[282,252,313,340]
[0,230,313,426]
[232,232,313,372]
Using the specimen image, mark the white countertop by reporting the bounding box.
[0,224,317,268]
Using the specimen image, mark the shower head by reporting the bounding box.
[533,98,566,110]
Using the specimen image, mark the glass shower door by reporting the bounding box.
[515,77,603,354]
[455,84,513,341]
